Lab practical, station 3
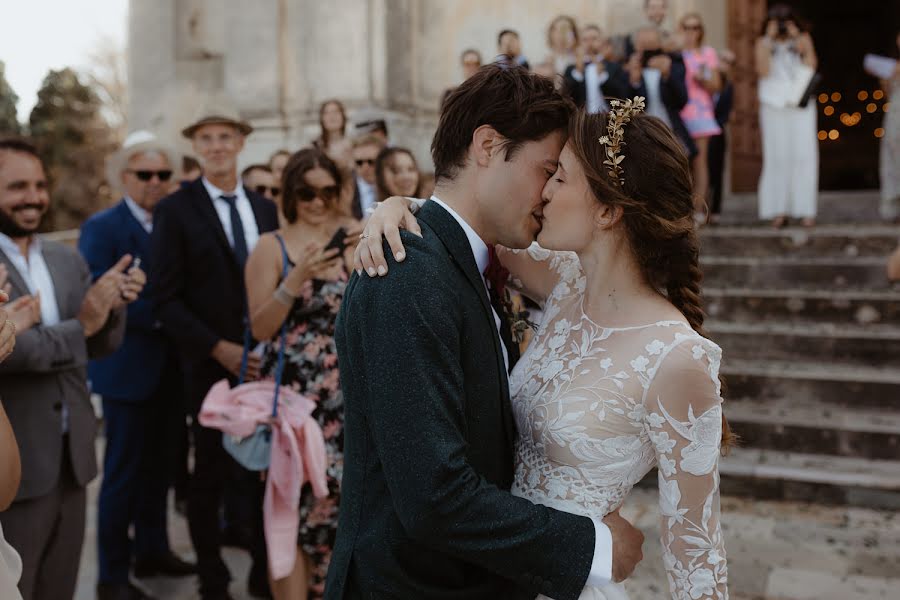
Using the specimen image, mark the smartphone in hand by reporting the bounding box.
[324,227,348,255]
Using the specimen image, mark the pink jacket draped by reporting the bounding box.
[199,380,328,580]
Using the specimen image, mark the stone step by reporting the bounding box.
[708,320,900,367]
[725,399,900,461]
[700,224,899,258]
[721,359,900,409]
[701,255,895,290]
[717,190,884,224]
[704,287,900,326]
[718,448,900,510]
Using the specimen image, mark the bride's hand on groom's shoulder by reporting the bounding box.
[604,508,645,583]
[354,196,422,277]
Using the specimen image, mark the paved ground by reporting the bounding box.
[73,471,900,600]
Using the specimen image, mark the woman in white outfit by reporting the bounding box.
[361,99,732,599]
[755,4,819,228]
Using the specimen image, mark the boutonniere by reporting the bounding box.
[502,288,537,344]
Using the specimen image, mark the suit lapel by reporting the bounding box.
[117,200,151,257]
[0,247,29,299]
[40,242,73,317]
[416,201,516,448]
[190,179,238,271]
[245,187,273,234]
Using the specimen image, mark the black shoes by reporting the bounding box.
[96,581,156,600]
[133,551,198,578]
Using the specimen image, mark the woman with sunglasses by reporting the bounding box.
[244,148,361,600]
[678,12,722,225]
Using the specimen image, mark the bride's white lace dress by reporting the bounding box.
[507,248,728,600]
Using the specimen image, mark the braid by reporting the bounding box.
[664,230,736,450]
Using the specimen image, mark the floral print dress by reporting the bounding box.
[260,260,348,597]
[508,246,728,600]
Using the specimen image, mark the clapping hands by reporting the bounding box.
[78,255,146,337]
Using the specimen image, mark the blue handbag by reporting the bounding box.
[222,234,291,471]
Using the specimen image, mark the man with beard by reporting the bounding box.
[0,137,146,600]
[80,131,196,600]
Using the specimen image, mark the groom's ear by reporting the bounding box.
[472,125,501,167]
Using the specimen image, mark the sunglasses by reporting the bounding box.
[128,169,173,182]
[355,158,376,167]
[295,184,340,203]
[254,185,281,196]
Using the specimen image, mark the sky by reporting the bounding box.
[0,0,128,121]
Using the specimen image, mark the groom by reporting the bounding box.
[328,65,644,599]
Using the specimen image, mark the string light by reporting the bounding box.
[818,93,829,104]
[817,130,828,141]
[824,106,835,116]
[867,103,878,113]
[873,90,884,100]
[885,103,891,113]
[875,128,885,138]
[858,91,869,101]
[828,129,839,140]
[830,92,842,102]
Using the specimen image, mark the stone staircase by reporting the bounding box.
[697,191,900,509]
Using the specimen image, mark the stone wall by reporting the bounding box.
[128,0,727,171]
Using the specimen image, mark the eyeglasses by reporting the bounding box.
[295,184,340,203]
[254,185,281,196]
[355,158,375,167]
[128,169,173,182]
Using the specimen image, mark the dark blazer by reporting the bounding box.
[563,61,630,109]
[147,178,278,376]
[79,199,166,401]
[625,54,699,158]
[327,201,595,600]
[0,241,125,500]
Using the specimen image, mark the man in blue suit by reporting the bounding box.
[80,131,196,600]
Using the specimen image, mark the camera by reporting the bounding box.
[776,19,789,37]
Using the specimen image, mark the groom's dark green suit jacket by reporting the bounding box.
[326,201,597,600]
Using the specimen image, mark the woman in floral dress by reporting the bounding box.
[246,148,360,599]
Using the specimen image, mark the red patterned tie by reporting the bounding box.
[483,245,509,300]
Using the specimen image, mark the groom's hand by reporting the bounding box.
[603,508,644,582]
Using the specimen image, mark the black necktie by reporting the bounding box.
[220,194,248,267]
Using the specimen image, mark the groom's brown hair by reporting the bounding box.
[432,64,573,183]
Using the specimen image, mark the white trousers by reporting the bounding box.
[758,103,819,219]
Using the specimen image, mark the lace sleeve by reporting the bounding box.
[643,338,728,600]
[498,243,582,305]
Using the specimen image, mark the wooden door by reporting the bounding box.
[728,0,767,192]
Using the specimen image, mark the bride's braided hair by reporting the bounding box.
[569,109,734,449]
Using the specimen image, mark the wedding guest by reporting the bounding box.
[245,148,360,599]
[708,49,736,225]
[624,27,696,159]
[755,4,819,228]
[545,15,579,75]
[149,99,279,600]
[80,131,196,599]
[564,25,628,113]
[496,29,530,70]
[312,100,352,168]
[0,137,141,600]
[352,109,389,146]
[866,31,900,222]
[348,134,385,218]
[375,147,421,202]
[242,164,279,203]
[626,0,674,56]
[442,49,483,110]
[678,13,722,223]
[180,155,202,188]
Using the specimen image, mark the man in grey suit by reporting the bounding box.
[0,138,146,600]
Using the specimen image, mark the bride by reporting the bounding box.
[356,99,730,600]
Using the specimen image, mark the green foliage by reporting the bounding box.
[0,61,20,135]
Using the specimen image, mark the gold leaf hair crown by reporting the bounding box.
[598,96,646,186]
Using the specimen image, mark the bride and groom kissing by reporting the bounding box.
[326,64,730,600]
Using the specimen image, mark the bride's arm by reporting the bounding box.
[642,339,728,600]
[355,196,577,305]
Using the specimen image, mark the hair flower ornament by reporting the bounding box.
[599,96,646,185]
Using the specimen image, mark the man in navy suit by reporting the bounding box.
[80,131,196,600]
[148,101,279,600]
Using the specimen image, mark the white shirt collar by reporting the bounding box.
[124,196,153,233]
[202,176,245,201]
[0,232,40,258]
[429,196,489,275]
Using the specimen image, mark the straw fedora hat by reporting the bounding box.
[106,130,179,193]
[181,95,253,139]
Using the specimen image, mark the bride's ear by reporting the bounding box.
[472,125,502,166]
[594,203,624,230]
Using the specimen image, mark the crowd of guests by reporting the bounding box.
[0,2,896,600]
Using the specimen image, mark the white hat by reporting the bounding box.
[106,130,180,193]
[181,95,253,139]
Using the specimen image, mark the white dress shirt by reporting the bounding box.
[570,62,611,114]
[356,176,377,216]
[202,177,261,253]
[124,196,153,233]
[642,68,673,129]
[428,198,614,588]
